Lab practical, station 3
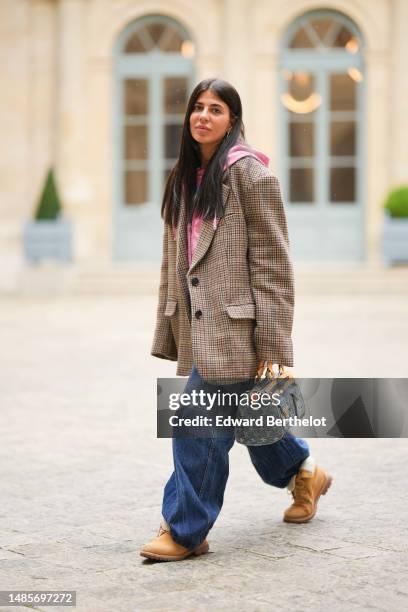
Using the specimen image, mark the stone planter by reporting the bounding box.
[23,216,73,264]
[382,212,408,265]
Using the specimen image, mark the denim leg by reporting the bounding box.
[161,364,249,550]
[247,431,310,488]
[162,435,234,550]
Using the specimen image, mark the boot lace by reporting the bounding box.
[157,525,170,537]
[292,476,310,504]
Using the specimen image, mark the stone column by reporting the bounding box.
[365,48,390,265]
[389,0,408,184]
[28,0,57,207]
[56,0,91,258]
[251,53,279,169]
[221,0,251,134]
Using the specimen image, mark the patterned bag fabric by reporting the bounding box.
[235,365,306,446]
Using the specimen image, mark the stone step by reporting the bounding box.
[67,264,408,295]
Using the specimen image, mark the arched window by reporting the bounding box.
[279,10,365,261]
[123,20,195,56]
[114,15,195,260]
[288,14,361,51]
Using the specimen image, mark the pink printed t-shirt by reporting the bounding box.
[187,167,218,267]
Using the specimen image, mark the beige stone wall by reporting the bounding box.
[0,0,30,245]
[1,0,407,264]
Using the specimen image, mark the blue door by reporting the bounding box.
[279,10,365,261]
[114,16,195,261]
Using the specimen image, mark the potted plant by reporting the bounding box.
[382,186,408,266]
[23,168,73,263]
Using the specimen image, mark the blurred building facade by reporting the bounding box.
[1,0,407,264]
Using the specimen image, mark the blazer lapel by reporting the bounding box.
[176,191,189,279]
[175,190,189,314]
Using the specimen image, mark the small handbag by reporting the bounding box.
[234,363,306,446]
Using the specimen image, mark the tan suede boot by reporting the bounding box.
[283,465,333,523]
[140,525,209,561]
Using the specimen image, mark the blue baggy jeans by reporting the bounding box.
[162,364,310,550]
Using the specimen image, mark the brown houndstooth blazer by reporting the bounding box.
[151,155,294,384]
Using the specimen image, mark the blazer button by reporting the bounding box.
[195,309,203,319]
[191,277,199,286]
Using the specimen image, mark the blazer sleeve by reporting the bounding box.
[150,223,178,362]
[243,174,294,367]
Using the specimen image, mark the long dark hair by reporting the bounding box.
[161,78,245,227]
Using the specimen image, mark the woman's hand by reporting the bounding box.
[256,361,288,378]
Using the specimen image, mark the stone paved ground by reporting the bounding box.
[0,294,408,612]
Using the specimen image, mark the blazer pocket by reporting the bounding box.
[164,299,178,317]
[225,303,256,319]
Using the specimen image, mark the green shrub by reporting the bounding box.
[34,168,62,221]
[384,186,408,218]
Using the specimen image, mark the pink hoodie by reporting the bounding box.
[172,141,270,266]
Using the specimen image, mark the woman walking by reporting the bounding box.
[140,78,332,562]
